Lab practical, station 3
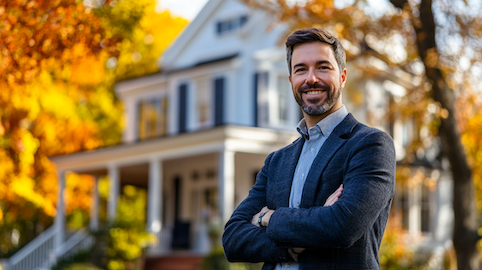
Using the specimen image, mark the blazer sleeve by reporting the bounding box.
[222,152,292,263]
[266,130,396,249]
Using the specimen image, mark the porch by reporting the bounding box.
[49,125,297,262]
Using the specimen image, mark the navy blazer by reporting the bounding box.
[222,114,396,270]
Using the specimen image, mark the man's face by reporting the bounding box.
[289,42,347,117]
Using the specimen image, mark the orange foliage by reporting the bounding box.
[0,0,186,256]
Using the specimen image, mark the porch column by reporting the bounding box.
[147,158,162,233]
[408,182,421,234]
[90,175,100,231]
[54,170,66,250]
[218,149,235,223]
[108,164,120,220]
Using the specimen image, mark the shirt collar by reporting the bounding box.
[296,105,348,140]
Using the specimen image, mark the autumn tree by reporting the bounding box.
[242,0,482,269]
[0,0,118,256]
[0,0,187,257]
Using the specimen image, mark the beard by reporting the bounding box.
[294,81,341,116]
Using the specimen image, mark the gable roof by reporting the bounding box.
[159,0,224,69]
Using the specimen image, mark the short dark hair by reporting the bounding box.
[285,28,346,75]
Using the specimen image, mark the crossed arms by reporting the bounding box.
[222,131,396,264]
[250,184,344,261]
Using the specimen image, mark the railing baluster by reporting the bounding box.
[4,227,93,270]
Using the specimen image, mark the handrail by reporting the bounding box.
[4,226,57,270]
[1,226,94,270]
[55,228,93,262]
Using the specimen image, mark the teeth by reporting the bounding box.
[306,90,324,94]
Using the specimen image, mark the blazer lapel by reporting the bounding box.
[276,137,304,208]
[300,114,359,208]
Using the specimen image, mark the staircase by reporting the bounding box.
[144,254,203,270]
[1,226,93,270]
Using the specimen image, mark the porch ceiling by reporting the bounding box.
[120,163,149,188]
[49,125,298,174]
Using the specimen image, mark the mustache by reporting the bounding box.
[299,82,330,92]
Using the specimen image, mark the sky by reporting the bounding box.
[157,0,210,20]
[158,0,392,21]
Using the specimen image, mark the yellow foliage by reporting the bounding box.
[0,0,185,257]
[11,176,46,208]
[461,104,482,210]
[379,213,423,269]
[65,173,95,215]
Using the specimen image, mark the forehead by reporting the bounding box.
[291,42,337,66]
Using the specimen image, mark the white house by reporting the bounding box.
[2,0,453,269]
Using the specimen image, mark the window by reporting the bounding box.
[276,75,291,126]
[394,171,435,235]
[254,72,269,127]
[196,77,211,129]
[255,71,293,129]
[421,184,432,233]
[137,97,168,140]
[216,15,248,35]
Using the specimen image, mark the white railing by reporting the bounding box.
[55,229,93,263]
[1,227,94,270]
[147,227,172,256]
[2,226,56,270]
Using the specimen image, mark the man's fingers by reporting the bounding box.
[251,206,271,226]
[324,184,343,206]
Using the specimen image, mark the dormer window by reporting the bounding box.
[216,15,248,35]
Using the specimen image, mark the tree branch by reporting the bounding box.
[389,0,408,10]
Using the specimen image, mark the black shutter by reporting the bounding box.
[214,77,225,126]
[178,83,188,133]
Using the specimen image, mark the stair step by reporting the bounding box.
[144,254,203,270]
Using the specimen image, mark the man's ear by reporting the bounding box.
[340,69,347,89]
[288,75,292,83]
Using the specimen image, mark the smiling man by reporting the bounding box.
[222,28,396,270]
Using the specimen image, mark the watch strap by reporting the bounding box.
[258,211,267,227]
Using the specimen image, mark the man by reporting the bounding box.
[222,28,396,269]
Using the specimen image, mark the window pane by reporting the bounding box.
[137,97,168,140]
[276,75,290,125]
[421,184,431,233]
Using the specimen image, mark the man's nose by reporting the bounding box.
[305,68,318,85]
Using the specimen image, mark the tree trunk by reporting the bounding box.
[390,0,481,268]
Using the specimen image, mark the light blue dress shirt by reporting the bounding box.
[275,105,348,270]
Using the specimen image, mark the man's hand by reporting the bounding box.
[251,206,273,227]
[250,184,343,260]
[251,184,343,228]
[324,184,343,206]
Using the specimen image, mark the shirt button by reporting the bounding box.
[301,173,304,177]
[311,148,314,152]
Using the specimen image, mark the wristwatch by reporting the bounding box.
[258,211,268,227]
